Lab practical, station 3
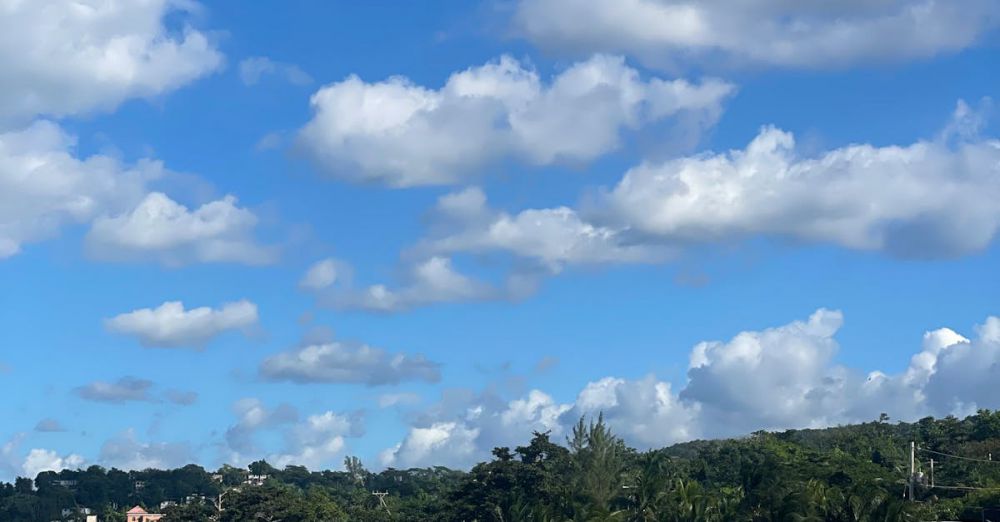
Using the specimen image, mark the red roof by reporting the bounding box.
[127,506,148,514]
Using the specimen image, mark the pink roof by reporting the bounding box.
[127,506,148,514]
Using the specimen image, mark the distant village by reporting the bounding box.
[44,469,271,522]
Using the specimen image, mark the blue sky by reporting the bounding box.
[2,0,1000,479]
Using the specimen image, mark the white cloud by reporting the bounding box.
[86,192,278,265]
[22,449,84,478]
[268,411,361,470]
[380,422,480,469]
[98,429,193,471]
[298,54,733,186]
[598,101,1000,258]
[299,258,340,290]
[106,299,259,348]
[0,0,222,128]
[223,399,361,470]
[225,398,300,458]
[514,0,1000,69]
[239,57,312,86]
[0,121,158,258]
[382,309,1000,468]
[0,434,26,481]
[419,187,672,272]
[260,339,440,386]
[75,377,154,404]
[380,389,570,469]
[331,256,503,312]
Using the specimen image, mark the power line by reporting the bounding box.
[918,447,998,465]
[927,484,1000,492]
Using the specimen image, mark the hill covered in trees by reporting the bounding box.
[5,411,1000,521]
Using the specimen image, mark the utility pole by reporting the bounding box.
[372,491,391,516]
[909,441,916,501]
[930,459,934,488]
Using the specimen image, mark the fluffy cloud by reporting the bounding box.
[418,187,672,272]
[223,399,361,470]
[268,411,363,470]
[408,101,1000,283]
[0,121,157,258]
[299,258,342,290]
[382,309,1000,468]
[22,449,84,478]
[0,434,26,480]
[298,54,733,186]
[99,430,193,471]
[260,339,441,386]
[599,102,1000,259]
[381,389,570,468]
[75,377,155,404]
[86,192,277,266]
[330,256,508,312]
[0,0,222,128]
[513,0,1000,68]
[225,398,300,457]
[106,299,259,348]
[0,122,273,263]
[239,57,312,86]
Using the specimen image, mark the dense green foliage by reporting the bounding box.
[5,411,1000,521]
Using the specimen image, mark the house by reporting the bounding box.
[54,480,78,489]
[245,474,268,486]
[125,506,164,522]
[62,507,93,517]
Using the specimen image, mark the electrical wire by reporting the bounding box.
[918,447,999,465]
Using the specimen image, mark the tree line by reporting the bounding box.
[4,410,1000,521]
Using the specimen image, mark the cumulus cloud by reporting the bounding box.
[598,101,1000,259]
[418,187,672,272]
[298,54,733,186]
[330,256,511,312]
[0,434,26,480]
[86,192,278,266]
[382,309,1000,468]
[34,419,67,433]
[239,57,312,86]
[222,399,362,470]
[106,300,259,348]
[75,377,155,404]
[260,338,441,386]
[0,121,159,258]
[22,449,84,478]
[268,411,363,470]
[406,100,1000,285]
[99,430,193,471]
[0,0,222,128]
[381,389,570,468]
[225,398,300,457]
[513,0,1000,69]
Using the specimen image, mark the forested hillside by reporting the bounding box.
[5,411,1000,521]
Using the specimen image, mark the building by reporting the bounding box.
[245,474,268,486]
[61,507,92,518]
[125,506,164,522]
